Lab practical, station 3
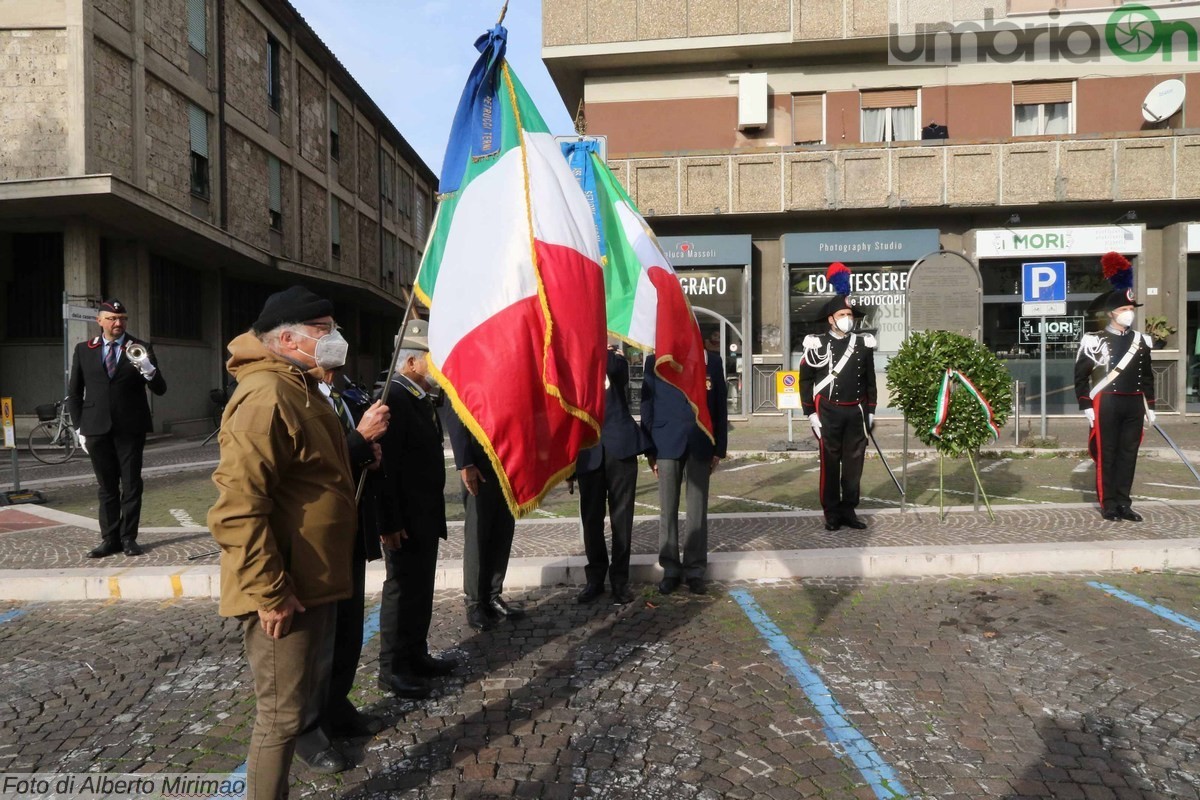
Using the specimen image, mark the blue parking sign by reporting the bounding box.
[1022,261,1067,303]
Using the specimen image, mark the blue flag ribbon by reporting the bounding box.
[560,139,607,265]
[438,24,508,195]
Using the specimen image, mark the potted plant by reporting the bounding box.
[1144,315,1176,349]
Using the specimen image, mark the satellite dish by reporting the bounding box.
[1142,79,1186,123]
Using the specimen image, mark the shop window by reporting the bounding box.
[1013,81,1073,136]
[268,155,282,232]
[267,36,282,113]
[188,104,210,199]
[792,93,824,145]
[860,89,918,143]
[151,256,203,341]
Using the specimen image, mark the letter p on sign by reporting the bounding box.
[1022,261,1067,303]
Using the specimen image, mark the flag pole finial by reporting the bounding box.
[574,99,587,135]
[497,0,509,25]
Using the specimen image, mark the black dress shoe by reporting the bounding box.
[410,653,457,677]
[489,597,525,619]
[610,585,635,605]
[824,520,841,532]
[377,673,432,700]
[686,578,707,595]
[87,542,121,559]
[658,577,680,595]
[1102,510,1122,521]
[843,518,868,530]
[122,541,144,556]
[327,711,381,739]
[1116,506,1144,522]
[576,583,604,604]
[466,605,495,631]
[295,746,348,774]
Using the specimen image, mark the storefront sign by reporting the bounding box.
[678,274,730,296]
[657,235,752,268]
[976,225,1142,258]
[1019,316,1083,345]
[783,229,940,264]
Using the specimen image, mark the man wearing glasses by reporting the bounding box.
[68,299,167,558]
[208,285,361,796]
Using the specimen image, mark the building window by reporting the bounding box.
[188,104,210,199]
[267,36,282,113]
[3,233,63,341]
[1013,81,1073,136]
[381,153,394,209]
[860,89,918,143]
[329,98,340,161]
[414,189,427,240]
[382,233,395,285]
[150,256,204,341]
[792,93,824,145]
[398,169,411,219]
[331,196,341,259]
[268,156,282,231]
[186,0,206,55]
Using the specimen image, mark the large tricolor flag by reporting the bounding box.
[415,25,606,517]
[561,140,713,442]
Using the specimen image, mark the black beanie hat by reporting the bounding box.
[252,286,334,334]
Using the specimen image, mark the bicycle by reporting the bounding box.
[28,398,80,464]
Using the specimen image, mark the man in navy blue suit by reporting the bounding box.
[640,331,728,595]
[575,340,650,606]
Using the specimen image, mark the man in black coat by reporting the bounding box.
[67,299,167,557]
[574,341,650,606]
[447,405,523,632]
[640,334,728,596]
[374,321,457,698]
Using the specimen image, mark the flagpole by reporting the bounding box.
[354,287,418,502]
[496,0,508,25]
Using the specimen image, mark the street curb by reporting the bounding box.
[3,538,1199,602]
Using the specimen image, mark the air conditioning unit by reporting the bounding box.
[737,72,769,131]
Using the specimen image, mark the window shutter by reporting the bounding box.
[792,94,823,144]
[860,89,918,109]
[268,156,282,213]
[187,0,206,54]
[188,104,208,158]
[331,197,340,245]
[1013,81,1072,105]
[329,99,339,133]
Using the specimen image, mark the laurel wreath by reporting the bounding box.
[886,331,1013,457]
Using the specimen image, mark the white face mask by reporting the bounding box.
[1113,310,1135,329]
[294,329,349,370]
[834,315,854,334]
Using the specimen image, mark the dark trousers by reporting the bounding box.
[462,465,515,607]
[242,602,335,800]
[578,450,638,589]
[86,431,146,544]
[816,402,867,523]
[656,453,710,580]
[379,529,441,678]
[1089,392,1145,512]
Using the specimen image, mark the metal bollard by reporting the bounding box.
[1013,380,1021,446]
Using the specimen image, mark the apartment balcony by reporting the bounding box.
[605,130,1200,217]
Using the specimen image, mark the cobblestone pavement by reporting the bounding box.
[3,502,1200,570]
[1,573,1198,798]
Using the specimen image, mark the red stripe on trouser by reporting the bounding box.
[1091,394,1104,507]
[815,396,825,510]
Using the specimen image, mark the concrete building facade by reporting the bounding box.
[0,0,436,434]
[543,0,1200,417]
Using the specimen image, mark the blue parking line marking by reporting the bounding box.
[206,760,246,800]
[1088,582,1200,634]
[0,607,28,625]
[730,589,908,799]
[361,602,382,646]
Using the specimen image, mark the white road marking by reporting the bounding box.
[715,495,804,511]
[533,509,559,518]
[941,488,1052,504]
[723,458,785,473]
[634,501,660,511]
[1072,460,1093,473]
[1146,482,1200,491]
[980,458,1012,474]
[168,508,202,528]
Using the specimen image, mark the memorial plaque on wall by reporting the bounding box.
[906,251,982,341]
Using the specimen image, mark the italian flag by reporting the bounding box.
[562,141,713,442]
[415,25,606,517]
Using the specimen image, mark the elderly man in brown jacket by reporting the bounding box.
[208,286,358,800]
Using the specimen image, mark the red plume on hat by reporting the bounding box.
[1101,251,1133,292]
[826,262,851,296]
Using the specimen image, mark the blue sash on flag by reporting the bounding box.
[560,140,608,265]
[438,24,507,195]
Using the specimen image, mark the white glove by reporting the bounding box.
[867,413,875,432]
[808,413,822,439]
[1145,408,1156,426]
[130,351,156,379]
[76,430,88,455]
[1083,409,1095,428]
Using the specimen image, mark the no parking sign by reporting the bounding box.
[776,371,801,409]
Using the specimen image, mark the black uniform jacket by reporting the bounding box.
[68,334,167,436]
[799,331,877,417]
[1073,329,1156,410]
[373,374,448,543]
[640,351,728,461]
[576,350,650,474]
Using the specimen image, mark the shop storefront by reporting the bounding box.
[782,229,942,415]
[973,224,1145,416]
[1187,224,1200,413]
[642,234,752,416]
